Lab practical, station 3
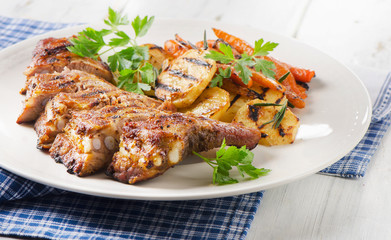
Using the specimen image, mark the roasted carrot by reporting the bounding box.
[296,84,308,99]
[174,34,195,49]
[217,64,253,88]
[164,39,190,58]
[213,28,315,84]
[212,28,254,55]
[265,56,305,108]
[196,40,217,50]
[284,63,315,83]
[250,70,286,93]
[285,92,305,109]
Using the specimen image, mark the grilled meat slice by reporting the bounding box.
[35,88,172,150]
[22,37,113,90]
[17,69,117,124]
[49,106,168,176]
[106,113,261,184]
[34,88,112,150]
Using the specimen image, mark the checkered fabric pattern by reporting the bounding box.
[320,73,391,177]
[1,15,391,239]
[0,16,262,240]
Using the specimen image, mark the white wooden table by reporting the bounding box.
[2,0,391,239]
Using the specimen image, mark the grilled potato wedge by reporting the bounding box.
[233,99,300,146]
[143,44,171,71]
[155,49,217,108]
[219,95,250,122]
[180,87,230,120]
[250,82,285,104]
[222,79,285,104]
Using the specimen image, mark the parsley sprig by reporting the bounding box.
[252,100,288,129]
[205,39,278,86]
[193,139,270,185]
[210,67,231,87]
[67,8,155,94]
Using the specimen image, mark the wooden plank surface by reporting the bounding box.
[1,1,391,239]
[297,0,391,70]
[248,0,391,238]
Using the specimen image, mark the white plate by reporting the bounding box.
[0,20,371,200]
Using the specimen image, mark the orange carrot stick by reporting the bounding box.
[196,40,216,50]
[263,56,305,108]
[213,28,315,83]
[250,70,286,93]
[212,28,254,55]
[284,63,315,83]
[164,39,189,58]
[217,64,253,88]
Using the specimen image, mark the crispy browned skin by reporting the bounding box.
[23,37,113,85]
[106,113,261,184]
[17,69,117,124]
[49,106,169,176]
[20,37,260,184]
[34,87,171,149]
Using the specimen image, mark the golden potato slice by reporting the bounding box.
[155,49,217,108]
[233,99,300,146]
[142,44,171,70]
[219,95,250,123]
[221,79,285,104]
[180,87,230,120]
[249,82,285,104]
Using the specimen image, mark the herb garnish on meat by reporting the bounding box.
[67,8,155,94]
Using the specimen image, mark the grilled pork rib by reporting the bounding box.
[35,87,170,149]
[49,106,169,176]
[17,69,117,124]
[107,113,261,184]
[23,37,113,86]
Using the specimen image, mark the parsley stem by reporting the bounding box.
[99,46,116,56]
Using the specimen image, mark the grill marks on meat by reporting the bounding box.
[19,37,261,184]
[49,106,168,176]
[23,37,113,85]
[107,113,261,184]
[34,88,166,149]
[17,69,117,123]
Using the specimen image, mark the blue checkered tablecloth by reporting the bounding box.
[1,15,390,239]
[0,16,262,240]
[319,73,391,177]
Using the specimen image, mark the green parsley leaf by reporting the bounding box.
[234,63,252,85]
[132,16,155,38]
[253,39,279,56]
[237,53,254,67]
[218,43,235,59]
[139,62,156,85]
[108,51,132,72]
[123,82,151,95]
[205,50,234,64]
[67,8,156,95]
[108,31,131,47]
[210,67,231,87]
[67,28,110,59]
[205,40,278,85]
[104,7,129,27]
[193,139,271,185]
[254,58,276,79]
